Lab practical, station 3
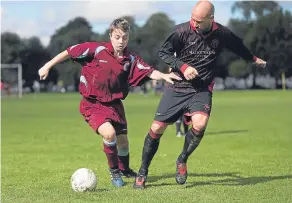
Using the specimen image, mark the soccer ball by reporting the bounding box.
[71,168,97,192]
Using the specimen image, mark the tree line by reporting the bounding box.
[1,1,291,90]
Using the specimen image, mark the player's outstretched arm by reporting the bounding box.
[38,50,70,80]
[224,27,267,68]
[148,70,182,84]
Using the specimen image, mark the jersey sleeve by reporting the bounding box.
[158,28,189,73]
[222,27,255,61]
[66,42,100,60]
[128,54,155,87]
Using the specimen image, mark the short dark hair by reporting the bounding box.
[109,18,131,34]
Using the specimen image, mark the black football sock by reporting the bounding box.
[118,152,129,171]
[139,129,162,175]
[177,128,205,163]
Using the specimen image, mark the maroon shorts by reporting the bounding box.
[79,98,127,135]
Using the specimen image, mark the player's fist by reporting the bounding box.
[183,66,198,80]
[38,65,50,80]
[162,72,182,84]
[254,57,267,68]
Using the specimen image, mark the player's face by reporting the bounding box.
[110,29,129,53]
[191,12,213,34]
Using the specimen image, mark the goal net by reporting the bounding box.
[1,64,23,98]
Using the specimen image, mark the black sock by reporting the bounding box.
[118,154,129,171]
[177,128,204,163]
[140,130,162,175]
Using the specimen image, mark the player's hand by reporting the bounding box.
[162,72,182,84]
[38,65,50,80]
[254,57,267,68]
[183,66,199,80]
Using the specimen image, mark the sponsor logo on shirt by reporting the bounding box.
[211,39,219,48]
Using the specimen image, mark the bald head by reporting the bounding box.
[190,1,215,34]
[192,1,215,20]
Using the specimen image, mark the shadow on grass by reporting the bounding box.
[186,175,292,188]
[206,130,249,136]
[148,172,242,183]
[92,188,110,192]
[147,173,292,188]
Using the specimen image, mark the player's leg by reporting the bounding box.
[98,122,125,187]
[140,122,168,174]
[175,117,183,137]
[79,99,125,187]
[182,118,189,136]
[133,122,168,189]
[110,101,137,178]
[116,133,137,178]
[175,91,212,184]
[134,89,187,189]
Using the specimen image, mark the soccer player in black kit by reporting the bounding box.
[133,1,267,189]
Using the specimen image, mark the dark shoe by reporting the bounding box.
[120,168,137,178]
[110,168,125,187]
[175,162,187,184]
[133,169,148,189]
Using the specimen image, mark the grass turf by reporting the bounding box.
[2,90,292,203]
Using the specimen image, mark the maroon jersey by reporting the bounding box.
[67,42,154,102]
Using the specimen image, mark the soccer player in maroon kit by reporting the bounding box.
[133,1,267,189]
[38,18,181,187]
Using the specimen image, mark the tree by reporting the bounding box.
[229,1,287,88]
[228,59,249,78]
[47,17,95,88]
[138,12,175,72]
[118,16,141,54]
[1,32,25,64]
[231,1,280,21]
[215,19,252,80]
[244,9,292,87]
[21,37,52,90]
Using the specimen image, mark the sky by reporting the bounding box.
[1,0,292,46]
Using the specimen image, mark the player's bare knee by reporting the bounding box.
[98,122,116,142]
[102,131,116,142]
[191,114,209,132]
[192,123,207,132]
[151,122,168,134]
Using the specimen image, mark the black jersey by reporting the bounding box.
[159,21,255,91]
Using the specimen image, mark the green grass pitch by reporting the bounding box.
[2,91,292,203]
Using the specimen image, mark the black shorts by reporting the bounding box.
[154,88,212,125]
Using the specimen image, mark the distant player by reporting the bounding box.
[134,1,266,189]
[38,18,181,188]
[175,116,189,137]
[153,80,164,96]
[1,79,11,96]
[0,80,4,91]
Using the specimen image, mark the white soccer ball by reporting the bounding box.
[71,168,97,192]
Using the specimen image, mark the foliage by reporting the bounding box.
[2,2,291,89]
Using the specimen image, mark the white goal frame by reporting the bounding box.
[1,63,23,98]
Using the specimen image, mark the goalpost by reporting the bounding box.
[1,64,23,98]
